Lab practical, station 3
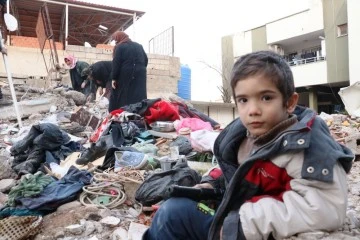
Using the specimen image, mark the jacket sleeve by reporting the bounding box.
[237,161,348,239]
[112,46,122,80]
[143,47,148,67]
[200,167,225,190]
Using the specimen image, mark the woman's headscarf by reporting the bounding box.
[112,31,131,57]
[112,31,131,45]
[64,55,77,69]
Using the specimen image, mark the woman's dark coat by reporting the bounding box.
[109,41,148,112]
[90,61,112,88]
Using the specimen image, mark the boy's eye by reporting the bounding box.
[237,98,247,103]
[262,95,272,101]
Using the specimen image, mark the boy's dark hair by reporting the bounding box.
[230,50,295,104]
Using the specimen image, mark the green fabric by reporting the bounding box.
[6,172,55,207]
[196,152,213,162]
[77,61,90,79]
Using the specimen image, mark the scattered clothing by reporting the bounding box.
[16,166,92,211]
[10,123,73,175]
[6,172,55,207]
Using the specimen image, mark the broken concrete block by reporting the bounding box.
[0,179,17,192]
[64,90,86,106]
[100,216,121,227]
[70,107,100,130]
[128,222,148,240]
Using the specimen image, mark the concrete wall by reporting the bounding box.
[323,0,349,84]
[0,43,181,97]
[221,35,235,98]
[266,0,323,44]
[251,26,268,52]
[233,31,253,58]
[191,101,237,127]
[347,0,360,85]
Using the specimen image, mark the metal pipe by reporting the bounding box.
[36,0,134,16]
[0,31,23,128]
[65,3,68,47]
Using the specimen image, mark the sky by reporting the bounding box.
[85,0,309,101]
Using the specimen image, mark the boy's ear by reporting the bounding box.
[286,92,299,114]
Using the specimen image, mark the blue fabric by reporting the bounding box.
[16,166,92,211]
[145,198,213,240]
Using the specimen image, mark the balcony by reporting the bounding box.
[289,56,328,87]
[288,56,326,66]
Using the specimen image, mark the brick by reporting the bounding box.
[66,45,81,51]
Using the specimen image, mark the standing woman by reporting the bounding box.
[109,31,148,112]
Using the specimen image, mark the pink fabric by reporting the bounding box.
[174,118,212,133]
[64,55,77,69]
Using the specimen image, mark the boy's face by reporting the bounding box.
[234,74,298,137]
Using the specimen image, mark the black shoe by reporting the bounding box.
[76,147,105,165]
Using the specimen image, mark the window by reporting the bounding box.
[337,23,348,37]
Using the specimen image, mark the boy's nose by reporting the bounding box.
[248,101,261,116]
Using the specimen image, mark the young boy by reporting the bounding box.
[143,51,354,240]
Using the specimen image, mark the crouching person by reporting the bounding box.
[143,50,354,240]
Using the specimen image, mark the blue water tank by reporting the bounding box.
[178,64,191,100]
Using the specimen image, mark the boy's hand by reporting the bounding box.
[98,87,103,96]
[193,183,214,189]
[112,80,117,89]
[81,81,86,89]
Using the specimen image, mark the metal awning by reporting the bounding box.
[9,0,145,47]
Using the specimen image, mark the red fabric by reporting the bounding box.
[144,100,180,124]
[245,160,293,202]
[209,168,222,179]
[306,115,316,128]
[90,109,124,142]
[109,109,124,116]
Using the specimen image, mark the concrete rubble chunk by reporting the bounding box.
[63,90,86,106]
[56,201,82,213]
[54,230,65,239]
[347,209,360,228]
[65,224,84,235]
[111,227,128,240]
[100,216,121,227]
[0,179,17,192]
[98,208,113,218]
[88,236,99,240]
[93,221,103,234]
[84,220,96,236]
[127,222,149,240]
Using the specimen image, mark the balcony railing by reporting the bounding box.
[288,56,326,66]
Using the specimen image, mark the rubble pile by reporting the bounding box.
[320,112,360,156]
[0,85,359,240]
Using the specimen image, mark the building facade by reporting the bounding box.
[221,0,360,113]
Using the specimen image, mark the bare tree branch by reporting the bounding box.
[199,60,232,103]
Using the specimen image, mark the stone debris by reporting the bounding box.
[319,112,360,156]
[0,84,359,240]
